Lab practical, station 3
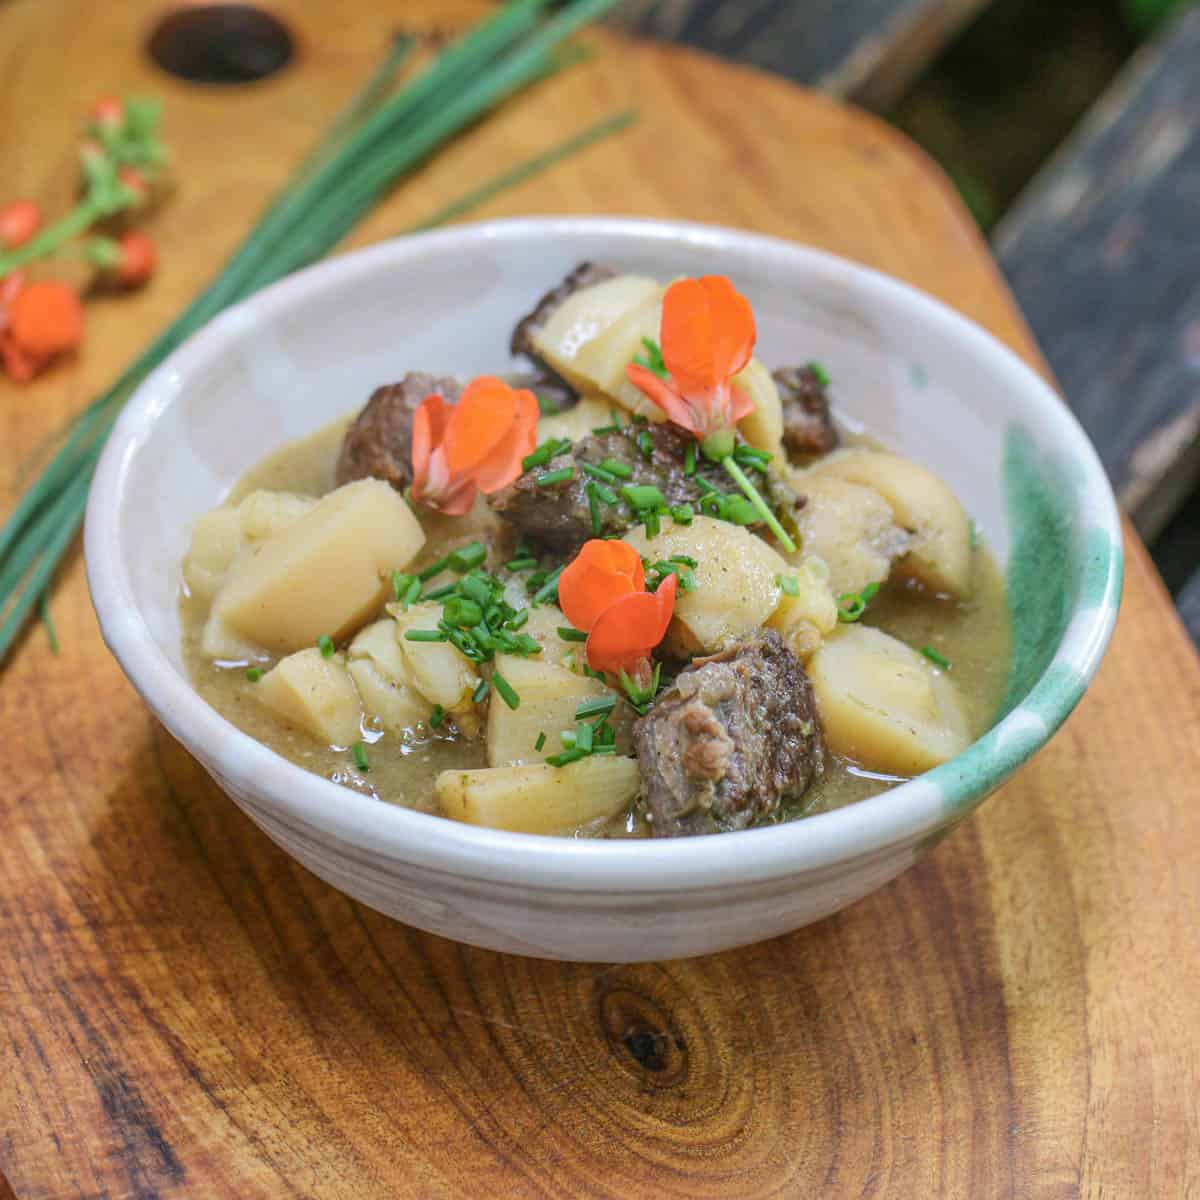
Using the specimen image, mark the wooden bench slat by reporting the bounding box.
[611,0,989,108]
[994,6,1200,542]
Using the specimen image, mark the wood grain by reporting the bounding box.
[610,0,991,110]
[2,2,1199,1196]
[996,5,1200,543]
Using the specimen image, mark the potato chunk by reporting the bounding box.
[238,490,315,542]
[184,507,244,603]
[734,359,784,457]
[487,653,616,767]
[766,556,839,660]
[812,450,971,597]
[530,274,660,393]
[256,647,363,747]
[536,396,615,446]
[807,625,970,776]
[436,755,641,835]
[347,620,427,736]
[789,472,910,598]
[392,604,479,730]
[212,479,424,654]
[624,517,789,656]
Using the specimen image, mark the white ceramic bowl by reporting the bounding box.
[86,218,1123,961]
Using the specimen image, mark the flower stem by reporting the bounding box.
[0,198,112,278]
[722,456,796,552]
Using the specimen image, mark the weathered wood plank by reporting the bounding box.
[995,6,1200,542]
[610,0,989,108]
[1179,568,1200,647]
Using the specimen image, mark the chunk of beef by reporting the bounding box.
[335,372,462,491]
[633,631,824,836]
[510,262,617,362]
[507,369,578,415]
[489,422,798,555]
[773,365,839,460]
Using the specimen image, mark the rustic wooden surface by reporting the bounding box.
[611,0,990,109]
[996,4,1200,546]
[2,2,1200,1196]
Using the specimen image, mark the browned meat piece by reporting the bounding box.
[773,365,839,460]
[335,372,462,491]
[633,631,825,836]
[489,422,799,556]
[507,369,578,415]
[510,262,617,362]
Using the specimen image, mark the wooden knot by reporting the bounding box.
[595,974,688,1088]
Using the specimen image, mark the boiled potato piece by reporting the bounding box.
[516,604,578,670]
[734,359,784,457]
[256,647,363,747]
[530,274,659,392]
[487,653,619,767]
[624,516,788,656]
[238,490,315,542]
[766,556,839,660]
[808,625,970,776]
[213,479,425,654]
[184,507,244,603]
[392,604,479,728]
[436,755,641,835]
[812,450,971,597]
[573,290,666,420]
[536,396,615,445]
[348,620,428,735]
[788,472,911,598]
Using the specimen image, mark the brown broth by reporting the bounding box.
[181,419,1011,835]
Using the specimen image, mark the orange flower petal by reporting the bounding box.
[728,381,755,425]
[411,393,451,503]
[625,364,702,436]
[660,276,755,395]
[469,386,538,493]
[443,376,518,478]
[558,539,646,633]
[9,281,83,358]
[585,572,677,676]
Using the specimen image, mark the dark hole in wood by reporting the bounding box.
[147,5,293,84]
[623,1026,668,1072]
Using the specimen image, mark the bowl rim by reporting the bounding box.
[85,216,1123,893]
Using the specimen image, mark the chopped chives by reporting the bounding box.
[429,704,446,729]
[587,481,603,535]
[558,626,588,642]
[591,480,619,505]
[694,477,718,495]
[317,634,336,658]
[404,628,448,642]
[507,608,529,629]
[245,666,263,682]
[403,577,421,606]
[417,555,450,582]
[534,731,547,751]
[424,582,457,601]
[536,466,574,486]
[921,646,952,670]
[684,442,697,476]
[636,430,655,460]
[522,437,571,471]
[621,484,665,511]
[491,670,520,710]
[391,570,411,601]
[560,729,578,749]
[575,694,616,720]
[448,542,487,573]
[599,457,633,479]
[443,597,483,627]
[546,747,588,768]
[643,509,661,538]
[777,574,801,596]
[807,361,831,387]
[575,721,594,753]
[505,556,538,571]
[460,574,491,606]
[670,504,693,525]
[669,554,698,567]
[581,461,619,484]
[351,742,370,772]
[472,678,490,703]
[533,564,565,605]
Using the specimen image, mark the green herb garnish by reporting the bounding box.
[472,678,491,703]
[447,542,487,573]
[920,646,952,670]
[351,741,370,772]
[429,704,446,729]
[317,634,336,658]
[536,466,574,486]
[633,335,668,380]
[404,628,448,642]
[245,666,263,682]
[491,670,520,710]
[777,574,801,596]
[575,694,616,720]
[534,731,546,752]
[558,626,588,642]
[807,361,831,387]
[599,457,633,479]
[836,581,881,623]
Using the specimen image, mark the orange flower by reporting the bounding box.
[0,200,42,250]
[411,375,538,516]
[558,539,677,680]
[626,275,756,441]
[0,279,84,384]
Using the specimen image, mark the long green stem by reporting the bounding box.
[723,457,797,553]
[406,109,636,233]
[0,199,108,278]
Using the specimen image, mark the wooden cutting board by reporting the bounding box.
[2,2,1197,1196]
